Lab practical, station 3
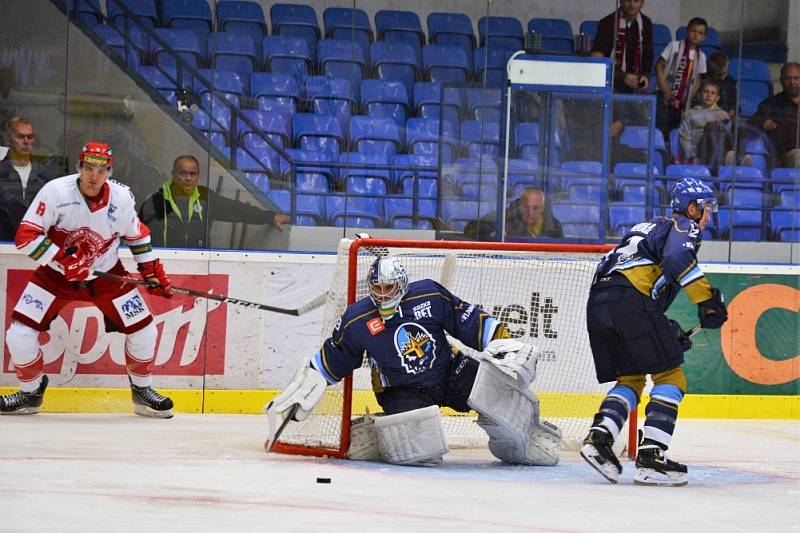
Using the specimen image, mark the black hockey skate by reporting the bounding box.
[580,414,622,483]
[0,375,48,415]
[130,380,174,419]
[634,440,688,487]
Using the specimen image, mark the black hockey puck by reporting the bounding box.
[316,477,331,484]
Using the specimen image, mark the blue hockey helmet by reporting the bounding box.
[367,257,409,321]
[670,177,718,214]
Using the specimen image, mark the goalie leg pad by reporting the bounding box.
[469,361,561,465]
[373,405,449,465]
[347,414,381,461]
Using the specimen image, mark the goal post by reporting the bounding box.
[271,238,638,459]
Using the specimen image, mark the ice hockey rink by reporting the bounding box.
[0,414,797,532]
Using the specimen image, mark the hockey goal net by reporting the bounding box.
[272,238,636,458]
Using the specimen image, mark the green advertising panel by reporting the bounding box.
[667,271,799,396]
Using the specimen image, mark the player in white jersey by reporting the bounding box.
[0,142,176,418]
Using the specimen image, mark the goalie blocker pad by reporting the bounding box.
[468,361,561,466]
[265,360,328,450]
[364,405,449,465]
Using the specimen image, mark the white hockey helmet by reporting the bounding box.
[367,257,409,321]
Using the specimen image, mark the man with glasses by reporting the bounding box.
[0,117,54,240]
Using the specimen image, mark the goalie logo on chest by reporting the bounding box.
[393,322,437,375]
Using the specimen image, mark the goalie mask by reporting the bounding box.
[368,257,409,321]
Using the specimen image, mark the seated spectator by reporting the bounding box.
[138,155,290,248]
[695,51,737,119]
[679,79,751,170]
[750,62,800,168]
[0,117,54,241]
[655,17,708,148]
[505,187,564,238]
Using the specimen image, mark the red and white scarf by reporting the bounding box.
[614,11,643,74]
[670,40,695,108]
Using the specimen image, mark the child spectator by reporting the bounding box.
[697,51,738,119]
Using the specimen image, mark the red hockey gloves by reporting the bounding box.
[53,245,91,282]
[697,288,728,329]
[137,259,173,298]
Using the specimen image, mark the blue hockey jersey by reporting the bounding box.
[594,213,713,312]
[312,279,502,389]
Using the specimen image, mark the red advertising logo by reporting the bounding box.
[3,270,228,378]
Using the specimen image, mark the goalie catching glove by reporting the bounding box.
[475,339,539,387]
[264,359,328,450]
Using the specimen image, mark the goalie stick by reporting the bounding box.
[92,270,327,316]
[265,404,299,452]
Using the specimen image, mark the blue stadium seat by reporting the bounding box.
[559,160,603,196]
[235,147,279,190]
[717,208,763,241]
[262,36,312,81]
[406,118,457,163]
[771,210,800,242]
[724,187,764,208]
[514,122,563,163]
[477,16,524,50]
[441,199,494,232]
[652,23,672,56]
[738,81,771,118]
[281,149,336,190]
[151,28,202,71]
[772,168,800,195]
[251,72,300,116]
[93,24,143,68]
[728,58,772,94]
[216,1,267,53]
[375,10,425,63]
[460,120,501,159]
[323,7,373,63]
[269,191,327,226]
[579,20,598,44]
[371,41,420,98]
[474,45,515,85]
[292,113,345,160]
[385,197,437,229]
[528,18,574,54]
[448,158,498,201]
[423,44,470,84]
[161,0,213,47]
[777,190,800,209]
[305,76,354,134]
[507,159,542,198]
[395,154,439,197]
[69,0,103,27]
[608,204,646,237]
[109,0,158,31]
[317,41,366,102]
[552,202,602,238]
[619,126,668,173]
[209,32,258,86]
[466,87,502,122]
[665,163,711,178]
[195,68,245,104]
[339,152,393,192]
[613,162,662,204]
[270,3,321,62]
[361,80,410,130]
[716,165,765,194]
[239,108,291,150]
[191,107,224,142]
[427,12,475,71]
[138,66,178,105]
[268,189,290,211]
[349,116,402,157]
[326,195,384,228]
[413,82,461,128]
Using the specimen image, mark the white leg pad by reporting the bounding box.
[469,361,561,465]
[373,405,449,465]
[347,414,381,461]
[6,321,40,365]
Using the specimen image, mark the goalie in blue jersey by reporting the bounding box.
[265,255,561,466]
[580,177,728,486]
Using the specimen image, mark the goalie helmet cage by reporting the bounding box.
[271,238,638,459]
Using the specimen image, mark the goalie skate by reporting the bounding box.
[0,375,49,415]
[634,444,688,487]
[130,381,174,419]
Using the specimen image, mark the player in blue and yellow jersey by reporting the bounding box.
[580,177,728,486]
[266,254,562,466]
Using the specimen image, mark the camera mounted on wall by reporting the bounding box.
[176,88,197,123]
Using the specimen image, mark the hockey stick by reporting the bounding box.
[686,324,702,337]
[265,404,299,452]
[92,270,327,316]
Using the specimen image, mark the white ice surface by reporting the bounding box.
[0,415,797,532]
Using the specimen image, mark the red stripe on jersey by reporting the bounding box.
[15,222,45,248]
[14,351,44,382]
[125,350,154,377]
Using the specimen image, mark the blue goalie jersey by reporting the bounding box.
[312,279,502,389]
[594,214,713,312]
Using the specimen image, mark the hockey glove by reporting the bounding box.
[697,288,728,329]
[53,245,91,282]
[668,319,693,352]
[479,339,539,387]
[137,259,173,298]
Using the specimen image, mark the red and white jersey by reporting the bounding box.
[15,174,155,277]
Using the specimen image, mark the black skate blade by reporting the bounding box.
[266,404,299,452]
[134,404,174,419]
[0,406,42,415]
